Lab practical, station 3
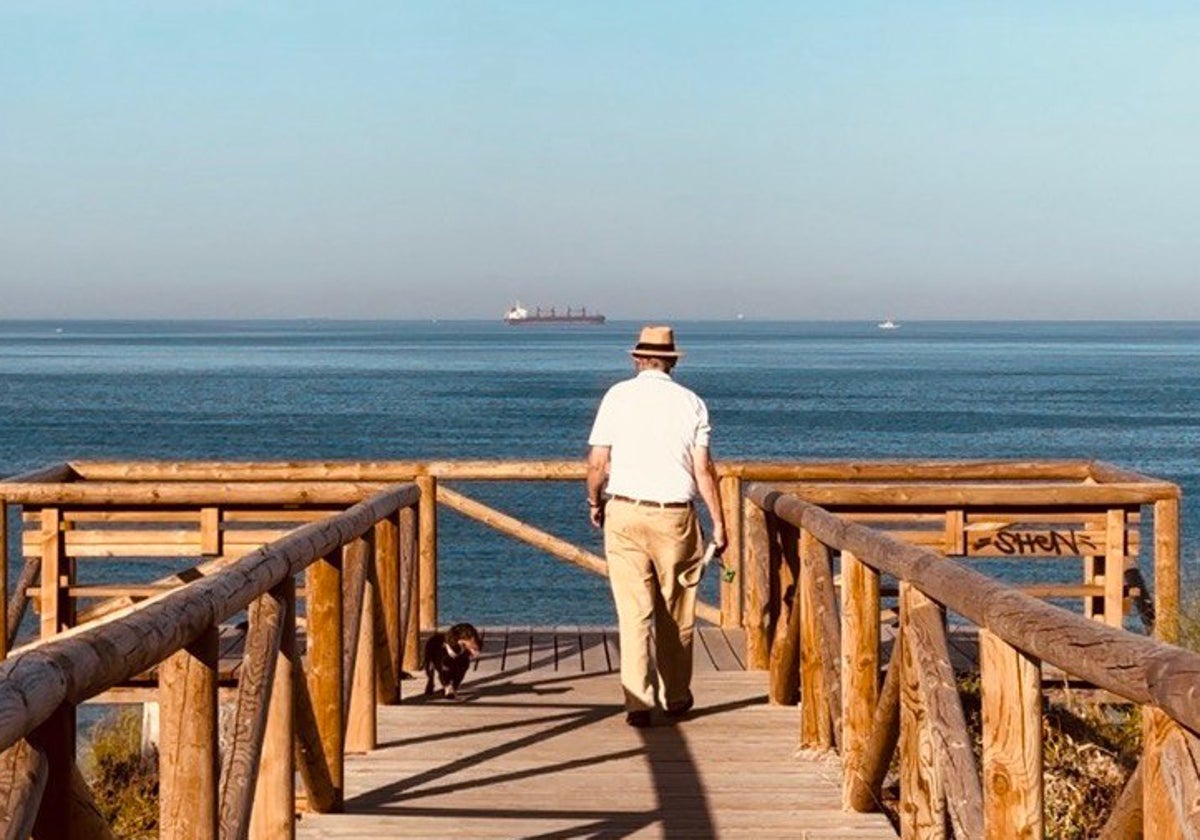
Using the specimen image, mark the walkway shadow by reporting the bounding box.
[342,673,769,838]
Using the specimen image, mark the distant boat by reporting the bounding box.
[503,303,605,325]
[877,319,900,330]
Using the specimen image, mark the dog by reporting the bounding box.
[423,622,483,699]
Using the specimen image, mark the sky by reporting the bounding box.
[2,2,1198,320]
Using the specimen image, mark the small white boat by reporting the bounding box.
[877,319,900,330]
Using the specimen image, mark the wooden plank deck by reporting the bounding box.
[297,627,896,839]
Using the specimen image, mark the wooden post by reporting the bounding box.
[1083,549,1101,622]
[848,641,902,812]
[400,505,421,675]
[68,763,117,840]
[417,475,437,632]
[292,675,336,814]
[7,556,40,652]
[905,586,982,839]
[1154,497,1180,642]
[1142,706,1200,837]
[1082,512,1103,622]
[1142,707,1171,838]
[841,550,880,808]
[0,739,47,840]
[159,626,219,840]
[799,529,836,749]
[306,551,344,811]
[219,587,286,840]
[39,508,69,639]
[945,509,966,555]
[898,583,947,840]
[743,499,770,670]
[347,535,377,754]
[200,506,222,556]
[1104,509,1126,628]
[374,513,402,704]
[29,704,73,840]
[1098,763,1143,839]
[768,526,800,705]
[980,628,1043,840]
[251,578,295,840]
[0,502,7,660]
[719,474,742,630]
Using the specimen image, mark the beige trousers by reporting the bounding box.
[604,499,704,712]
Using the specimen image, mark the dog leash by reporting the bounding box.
[678,542,735,588]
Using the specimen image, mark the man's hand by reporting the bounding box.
[711,522,728,553]
[587,446,610,529]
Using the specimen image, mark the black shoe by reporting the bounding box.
[626,710,652,728]
[664,692,694,719]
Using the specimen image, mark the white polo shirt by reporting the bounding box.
[588,369,712,504]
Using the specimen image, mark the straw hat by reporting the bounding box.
[630,325,682,358]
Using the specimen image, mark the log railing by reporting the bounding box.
[0,460,1186,836]
[0,482,420,840]
[1,459,1182,667]
[746,484,1200,838]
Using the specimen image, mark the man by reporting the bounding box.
[586,325,727,727]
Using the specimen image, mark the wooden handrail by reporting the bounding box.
[18,458,1173,498]
[0,481,393,506]
[746,483,1200,732]
[760,481,1175,506]
[0,483,418,754]
[64,457,1141,483]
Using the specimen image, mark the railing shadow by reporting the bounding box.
[344,674,767,838]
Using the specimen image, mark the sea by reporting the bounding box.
[2,319,1198,629]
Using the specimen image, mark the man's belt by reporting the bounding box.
[608,494,691,509]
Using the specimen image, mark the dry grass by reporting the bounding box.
[1040,697,1140,840]
[82,709,158,840]
[956,673,1139,840]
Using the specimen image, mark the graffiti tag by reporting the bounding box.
[971,529,1098,556]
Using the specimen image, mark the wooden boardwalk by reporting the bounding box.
[296,627,896,839]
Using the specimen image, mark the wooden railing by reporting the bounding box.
[0,482,419,839]
[0,459,1186,837]
[0,456,1180,648]
[746,484,1200,838]
[0,459,1182,663]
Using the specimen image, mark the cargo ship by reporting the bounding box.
[503,303,605,325]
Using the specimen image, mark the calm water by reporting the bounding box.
[2,319,1198,625]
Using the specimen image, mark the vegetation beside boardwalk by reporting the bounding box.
[1040,700,1140,840]
[941,675,1137,840]
[84,594,1200,836]
[83,710,157,839]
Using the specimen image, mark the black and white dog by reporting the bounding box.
[423,622,483,700]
